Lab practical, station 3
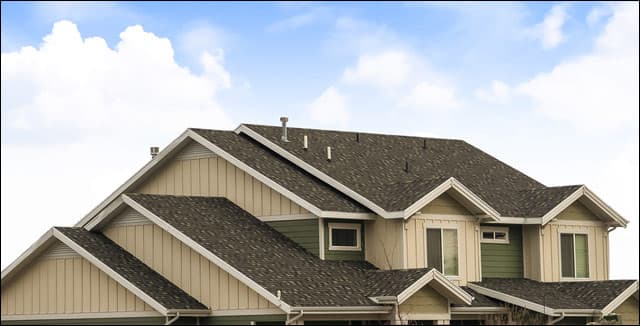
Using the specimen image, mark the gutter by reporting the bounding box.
[286,310,304,325]
[165,312,180,325]
[549,312,565,325]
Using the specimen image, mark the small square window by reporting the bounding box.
[328,223,361,251]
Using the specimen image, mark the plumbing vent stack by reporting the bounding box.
[405,160,409,173]
[303,135,308,150]
[280,116,289,142]
[423,139,427,149]
[150,147,159,159]
[356,133,360,143]
[327,146,332,161]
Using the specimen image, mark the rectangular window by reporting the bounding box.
[328,223,361,251]
[561,233,589,278]
[480,226,510,244]
[426,228,458,276]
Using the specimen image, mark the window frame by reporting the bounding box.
[328,222,362,251]
[424,226,460,277]
[480,226,510,244]
[559,232,590,280]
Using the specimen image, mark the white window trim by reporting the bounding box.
[559,232,590,281]
[328,222,361,251]
[424,226,460,277]
[480,226,510,244]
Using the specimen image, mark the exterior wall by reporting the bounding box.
[522,225,542,281]
[614,296,639,325]
[406,193,481,285]
[324,219,364,261]
[540,202,609,282]
[398,286,449,321]
[266,219,319,256]
[136,140,308,217]
[1,241,155,318]
[481,224,523,278]
[365,217,404,269]
[101,216,279,312]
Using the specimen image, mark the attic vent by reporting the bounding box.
[327,146,332,161]
[177,141,216,160]
[280,116,289,142]
[150,146,159,159]
[303,135,308,150]
[110,207,152,226]
[44,241,79,259]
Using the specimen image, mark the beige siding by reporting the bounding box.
[522,225,542,281]
[540,218,608,281]
[135,142,307,217]
[406,194,480,285]
[557,201,601,221]
[102,221,278,312]
[365,217,404,269]
[398,286,449,321]
[1,241,154,317]
[614,296,639,325]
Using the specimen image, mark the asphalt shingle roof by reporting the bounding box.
[54,227,208,311]
[190,129,368,213]
[126,193,435,307]
[239,124,582,217]
[472,278,637,310]
[453,287,503,308]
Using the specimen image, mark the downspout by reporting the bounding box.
[165,312,180,325]
[549,312,565,325]
[286,310,304,325]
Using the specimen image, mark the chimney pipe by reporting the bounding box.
[303,135,308,150]
[150,146,159,159]
[280,117,289,142]
[327,146,332,161]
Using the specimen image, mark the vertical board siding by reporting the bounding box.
[365,217,404,269]
[522,225,542,281]
[1,241,154,316]
[323,220,364,261]
[136,149,308,217]
[398,285,449,320]
[102,220,278,312]
[614,297,639,325]
[266,219,319,256]
[480,225,524,278]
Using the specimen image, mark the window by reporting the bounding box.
[561,233,589,278]
[426,228,458,276]
[328,223,361,251]
[480,226,509,244]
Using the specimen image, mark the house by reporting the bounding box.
[1,119,638,325]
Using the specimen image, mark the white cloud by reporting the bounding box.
[1,20,234,269]
[531,5,567,49]
[267,9,327,32]
[518,4,639,130]
[342,50,411,89]
[307,86,349,126]
[474,80,511,104]
[178,23,226,64]
[399,82,460,110]
[587,7,611,26]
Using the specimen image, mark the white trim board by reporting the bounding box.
[0,311,162,321]
[541,186,628,227]
[601,281,639,316]
[391,269,473,306]
[121,194,292,313]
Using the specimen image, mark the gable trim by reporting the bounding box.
[371,269,473,306]
[541,186,628,227]
[121,194,292,314]
[601,280,639,316]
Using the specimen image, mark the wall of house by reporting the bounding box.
[406,193,481,286]
[1,241,155,318]
[265,219,319,256]
[480,224,523,278]
[614,296,639,325]
[522,225,542,281]
[540,202,609,282]
[101,210,280,312]
[136,141,308,217]
[365,217,404,269]
[323,219,364,261]
[398,285,449,321]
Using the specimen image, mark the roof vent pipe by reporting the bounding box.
[423,139,427,149]
[303,135,308,150]
[150,147,159,159]
[356,133,360,143]
[405,160,409,173]
[327,146,332,161]
[280,117,289,142]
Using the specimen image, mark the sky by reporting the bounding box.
[1,2,638,279]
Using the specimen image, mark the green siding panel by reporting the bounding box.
[324,219,364,261]
[267,219,319,256]
[481,224,523,278]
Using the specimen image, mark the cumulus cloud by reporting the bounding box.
[518,4,639,130]
[307,86,349,126]
[530,5,567,49]
[586,7,611,26]
[400,82,460,110]
[475,80,511,104]
[342,50,411,89]
[1,20,234,269]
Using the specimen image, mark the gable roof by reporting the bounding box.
[124,193,472,308]
[469,278,638,316]
[1,227,209,316]
[235,124,628,226]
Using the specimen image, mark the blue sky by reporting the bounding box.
[1,2,638,278]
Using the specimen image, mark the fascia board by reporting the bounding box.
[467,283,558,316]
[601,281,639,316]
[1,228,56,283]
